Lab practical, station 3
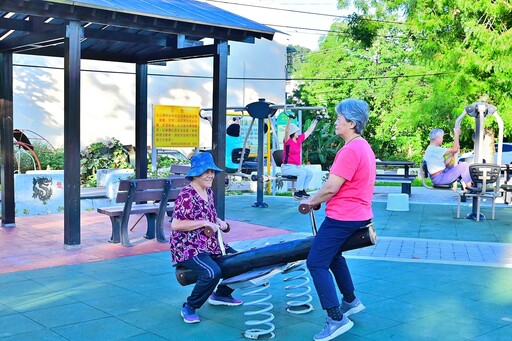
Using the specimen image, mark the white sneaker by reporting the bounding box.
[313,316,353,341]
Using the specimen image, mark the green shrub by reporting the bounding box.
[80,137,132,185]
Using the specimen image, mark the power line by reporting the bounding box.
[269,23,416,41]
[13,63,443,82]
[204,0,406,25]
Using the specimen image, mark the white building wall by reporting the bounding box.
[12,38,286,149]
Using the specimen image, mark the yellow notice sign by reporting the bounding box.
[153,105,200,147]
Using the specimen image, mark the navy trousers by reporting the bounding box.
[306,216,370,310]
[178,247,236,309]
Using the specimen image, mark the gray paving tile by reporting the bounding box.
[52,316,145,341]
[0,329,68,341]
[0,313,44,338]
[23,302,109,328]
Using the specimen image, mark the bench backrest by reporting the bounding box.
[116,178,188,203]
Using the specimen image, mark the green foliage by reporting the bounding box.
[289,0,512,168]
[8,141,63,174]
[347,13,382,48]
[302,118,343,169]
[34,142,64,170]
[80,137,132,185]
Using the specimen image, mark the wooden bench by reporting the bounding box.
[97,177,189,247]
[376,161,416,196]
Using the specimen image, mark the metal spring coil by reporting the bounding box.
[242,281,275,339]
[283,261,313,314]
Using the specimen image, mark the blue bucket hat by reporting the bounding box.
[186,152,223,180]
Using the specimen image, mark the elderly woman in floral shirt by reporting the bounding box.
[170,152,242,324]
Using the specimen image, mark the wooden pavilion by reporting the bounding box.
[0,0,276,247]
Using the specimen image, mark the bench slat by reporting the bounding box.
[116,190,167,203]
[375,176,415,183]
[97,203,175,217]
[118,178,168,191]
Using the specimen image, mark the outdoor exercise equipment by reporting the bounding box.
[455,101,504,220]
[203,223,230,237]
[298,203,321,214]
[198,106,265,190]
[174,206,377,286]
[267,104,328,196]
[174,204,377,339]
[240,99,277,208]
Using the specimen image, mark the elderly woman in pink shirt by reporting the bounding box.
[301,98,375,341]
[281,116,320,199]
[170,152,242,324]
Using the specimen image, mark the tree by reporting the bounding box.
[289,0,512,167]
[339,0,512,142]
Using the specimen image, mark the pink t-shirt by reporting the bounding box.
[325,139,376,221]
[283,134,305,165]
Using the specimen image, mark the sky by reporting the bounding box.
[202,0,351,50]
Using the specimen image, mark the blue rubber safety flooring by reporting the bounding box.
[1,191,512,340]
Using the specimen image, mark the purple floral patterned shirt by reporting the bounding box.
[170,184,228,263]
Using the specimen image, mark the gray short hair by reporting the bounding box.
[429,128,444,140]
[335,99,370,134]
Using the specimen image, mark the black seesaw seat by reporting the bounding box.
[175,223,377,286]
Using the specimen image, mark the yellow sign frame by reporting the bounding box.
[153,105,200,148]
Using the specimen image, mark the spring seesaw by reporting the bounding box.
[203,222,231,237]
[175,204,377,286]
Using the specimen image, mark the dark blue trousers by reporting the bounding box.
[178,247,236,309]
[306,216,370,310]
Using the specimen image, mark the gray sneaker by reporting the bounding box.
[340,297,366,317]
[313,315,354,341]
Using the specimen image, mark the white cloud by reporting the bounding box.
[204,0,350,50]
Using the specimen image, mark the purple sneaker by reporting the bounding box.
[181,303,200,323]
[208,293,243,306]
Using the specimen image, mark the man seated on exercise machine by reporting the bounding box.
[423,127,472,189]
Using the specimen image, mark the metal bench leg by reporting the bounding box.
[475,198,481,222]
[491,198,496,220]
[402,183,412,196]
[457,195,461,218]
[144,213,167,242]
[109,217,121,243]
[120,222,133,247]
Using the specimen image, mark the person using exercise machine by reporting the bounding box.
[281,114,320,199]
[424,127,472,189]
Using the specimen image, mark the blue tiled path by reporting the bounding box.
[1,189,511,340]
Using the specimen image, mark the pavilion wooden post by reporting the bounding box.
[135,63,149,180]
[63,21,82,247]
[0,52,15,227]
[212,40,228,219]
